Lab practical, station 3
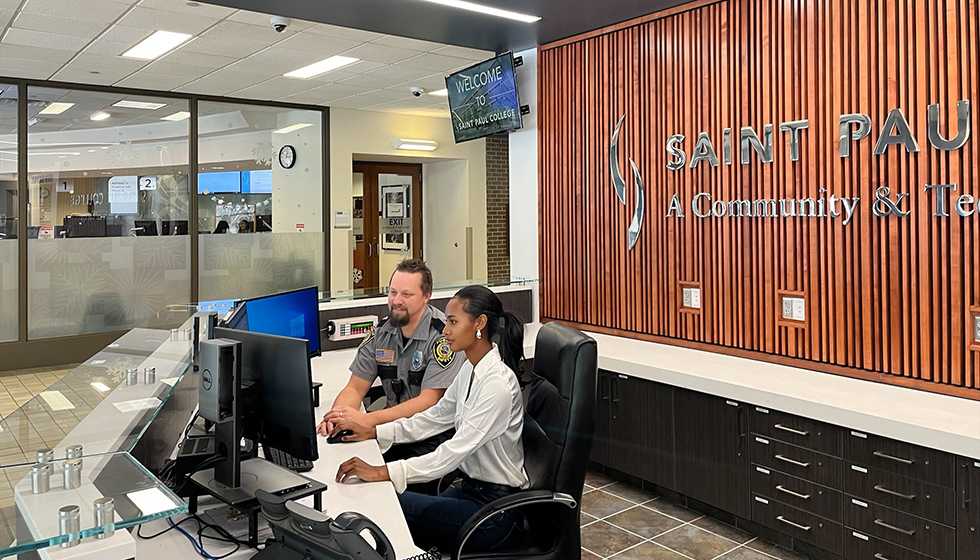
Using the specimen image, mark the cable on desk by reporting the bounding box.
[402,548,442,560]
[169,517,219,560]
[136,515,196,539]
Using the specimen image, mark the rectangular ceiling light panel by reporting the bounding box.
[39,102,75,115]
[418,0,541,22]
[123,31,193,60]
[284,56,359,79]
[113,100,167,110]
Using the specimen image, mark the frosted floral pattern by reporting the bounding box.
[0,240,16,342]
[27,237,190,339]
[199,232,323,301]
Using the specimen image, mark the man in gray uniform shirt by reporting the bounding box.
[318,259,464,471]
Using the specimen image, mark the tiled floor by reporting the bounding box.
[0,365,74,420]
[581,471,807,560]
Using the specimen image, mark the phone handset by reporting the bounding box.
[331,512,396,560]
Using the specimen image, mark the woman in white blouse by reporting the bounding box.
[330,285,529,553]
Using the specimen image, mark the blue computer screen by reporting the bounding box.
[229,287,320,355]
[198,171,241,194]
[241,169,272,193]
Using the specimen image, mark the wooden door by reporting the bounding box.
[352,162,422,293]
[959,457,980,560]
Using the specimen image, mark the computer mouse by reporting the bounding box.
[327,429,354,444]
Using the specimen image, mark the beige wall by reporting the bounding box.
[329,108,487,294]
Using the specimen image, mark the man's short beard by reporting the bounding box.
[388,309,409,328]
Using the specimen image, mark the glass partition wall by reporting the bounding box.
[197,101,324,301]
[0,85,18,342]
[26,87,191,339]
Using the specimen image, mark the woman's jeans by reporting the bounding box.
[397,477,524,553]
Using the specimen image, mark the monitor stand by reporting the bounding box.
[189,458,326,547]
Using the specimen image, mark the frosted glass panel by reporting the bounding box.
[27,237,191,339]
[0,240,16,342]
[199,232,323,301]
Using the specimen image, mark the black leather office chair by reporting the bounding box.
[449,321,598,560]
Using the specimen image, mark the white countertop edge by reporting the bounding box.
[523,323,980,459]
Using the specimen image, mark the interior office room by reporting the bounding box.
[0,0,978,559]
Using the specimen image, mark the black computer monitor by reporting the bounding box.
[214,327,318,463]
[133,220,158,236]
[162,220,188,236]
[223,287,321,357]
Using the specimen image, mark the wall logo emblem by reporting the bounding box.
[610,115,646,250]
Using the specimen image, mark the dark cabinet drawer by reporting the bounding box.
[844,494,955,559]
[845,529,939,560]
[751,464,842,521]
[846,430,954,489]
[751,435,843,488]
[845,463,955,526]
[958,457,980,560]
[752,494,843,554]
[750,406,842,457]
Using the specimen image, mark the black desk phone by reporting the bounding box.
[252,488,399,560]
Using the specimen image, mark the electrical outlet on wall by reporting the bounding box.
[781,297,794,319]
[792,298,806,321]
[682,288,692,307]
[690,288,701,309]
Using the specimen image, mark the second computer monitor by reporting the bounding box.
[214,327,318,462]
[224,286,321,357]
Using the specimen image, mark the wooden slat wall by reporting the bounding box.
[539,0,980,399]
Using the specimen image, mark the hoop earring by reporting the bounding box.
[476,330,482,340]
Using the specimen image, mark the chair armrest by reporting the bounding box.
[452,490,577,559]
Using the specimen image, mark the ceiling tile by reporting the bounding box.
[2,27,90,51]
[0,64,58,80]
[0,57,62,75]
[340,43,423,65]
[0,0,20,9]
[114,72,195,91]
[290,82,374,102]
[351,89,412,105]
[21,0,132,24]
[119,6,220,35]
[229,77,316,100]
[179,36,267,58]
[0,9,15,28]
[325,96,382,109]
[81,39,135,56]
[0,44,76,64]
[157,47,238,69]
[51,65,133,85]
[387,74,450,92]
[400,52,474,73]
[431,45,494,61]
[337,73,398,89]
[97,25,157,45]
[244,46,334,70]
[360,63,433,83]
[201,21,292,49]
[371,35,445,52]
[138,0,237,19]
[304,23,383,42]
[175,70,270,96]
[274,32,362,56]
[69,53,150,73]
[140,60,215,79]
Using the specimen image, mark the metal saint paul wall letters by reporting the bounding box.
[612,99,974,250]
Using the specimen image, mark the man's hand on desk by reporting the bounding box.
[336,457,389,483]
[317,405,374,436]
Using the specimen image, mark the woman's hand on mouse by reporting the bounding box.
[330,419,376,442]
[336,457,389,484]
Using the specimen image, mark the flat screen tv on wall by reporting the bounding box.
[445,52,523,143]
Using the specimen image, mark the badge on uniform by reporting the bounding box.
[432,337,455,368]
[411,350,424,371]
[376,349,395,363]
[359,326,376,348]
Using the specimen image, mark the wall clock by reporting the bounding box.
[279,145,296,169]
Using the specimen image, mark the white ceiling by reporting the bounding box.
[0,0,494,118]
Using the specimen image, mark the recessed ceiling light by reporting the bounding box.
[113,100,167,110]
[284,56,359,79]
[160,111,191,121]
[90,111,111,121]
[273,123,312,134]
[87,149,96,152]
[429,89,449,96]
[212,166,224,170]
[100,146,110,150]
[39,102,74,115]
[416,0,540,22]
[91,382,111,393]
[123,30,193,60]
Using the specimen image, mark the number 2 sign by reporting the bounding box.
[139,176,157,191]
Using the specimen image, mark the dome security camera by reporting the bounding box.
[410,87,425,97]
[270,16,291,33]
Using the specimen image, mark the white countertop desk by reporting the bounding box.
[136,348,423,560]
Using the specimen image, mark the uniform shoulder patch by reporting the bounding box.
[432,336,456,368]
[358,326,376,348]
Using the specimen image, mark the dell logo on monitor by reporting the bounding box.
[201,369,213,391]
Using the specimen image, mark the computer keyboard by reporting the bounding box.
[266,447,314,473]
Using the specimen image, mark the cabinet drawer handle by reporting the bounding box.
[874,554,891,560]
[873,519,916,536]
[873,451,914,465]
[776,485,811,500]
[774,424,809,437]
[874,485,916,501]
[775,454,811,468]
[776,515,811,531]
